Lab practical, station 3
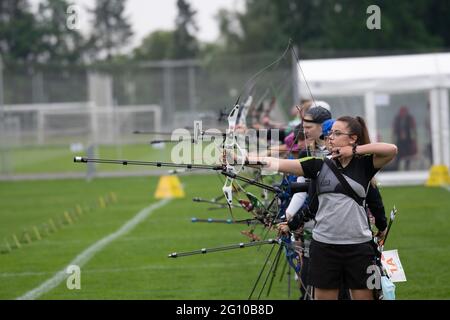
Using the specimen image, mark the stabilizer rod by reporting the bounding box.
[168,239,277,258]
[74,157,223,170]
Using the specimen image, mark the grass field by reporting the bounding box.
[0,175,449,300]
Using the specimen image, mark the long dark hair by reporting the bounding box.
[336,116,371,145]
[337,116,378,186]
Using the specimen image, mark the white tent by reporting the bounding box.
[297,53,450,185]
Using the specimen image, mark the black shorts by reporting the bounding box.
[308,239,377,290]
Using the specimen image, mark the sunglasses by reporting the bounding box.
[327,130,354,138]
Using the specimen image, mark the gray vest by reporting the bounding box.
[312,162,373,244]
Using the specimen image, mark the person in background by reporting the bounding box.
[392,106,417,170]
[284,106,332,299]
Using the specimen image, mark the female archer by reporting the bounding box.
[247,116,397,300]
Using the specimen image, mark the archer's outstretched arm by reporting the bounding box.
[248,156,304,176]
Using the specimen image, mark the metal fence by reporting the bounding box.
[0,51,297,177]
[1,51,295,122]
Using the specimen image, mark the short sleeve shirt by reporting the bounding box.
[299,155,379,244]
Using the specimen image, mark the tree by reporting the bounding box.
[89,0,133,61]
[36,0,85,63]
[133,30,174,61]
[172,0,199,59]
[216,0,448,57]
[0,0,41,63]
[423,0,450,48]
[215,0,309,54]
[316,0,443,51]
[215,8,243,54]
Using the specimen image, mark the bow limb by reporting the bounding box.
[222,40,300,220]
[280,235,302,274]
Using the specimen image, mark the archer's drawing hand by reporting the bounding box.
[331,146,352,159]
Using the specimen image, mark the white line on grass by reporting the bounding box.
[442,185,450,192]
[16,198,171,300]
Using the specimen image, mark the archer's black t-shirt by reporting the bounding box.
[299,155,379,244]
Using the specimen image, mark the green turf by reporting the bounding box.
[0,176,449,300]
[376,185,450,299]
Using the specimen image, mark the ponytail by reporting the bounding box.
[337,116,371,145]
[355,116,371,145]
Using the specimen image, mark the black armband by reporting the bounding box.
[352,144,358,156]
[287,213,303,231]
[288,206,311,231]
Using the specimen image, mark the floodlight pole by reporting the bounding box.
[0,55,7,175]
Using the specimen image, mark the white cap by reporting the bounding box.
[311,100,330,111]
